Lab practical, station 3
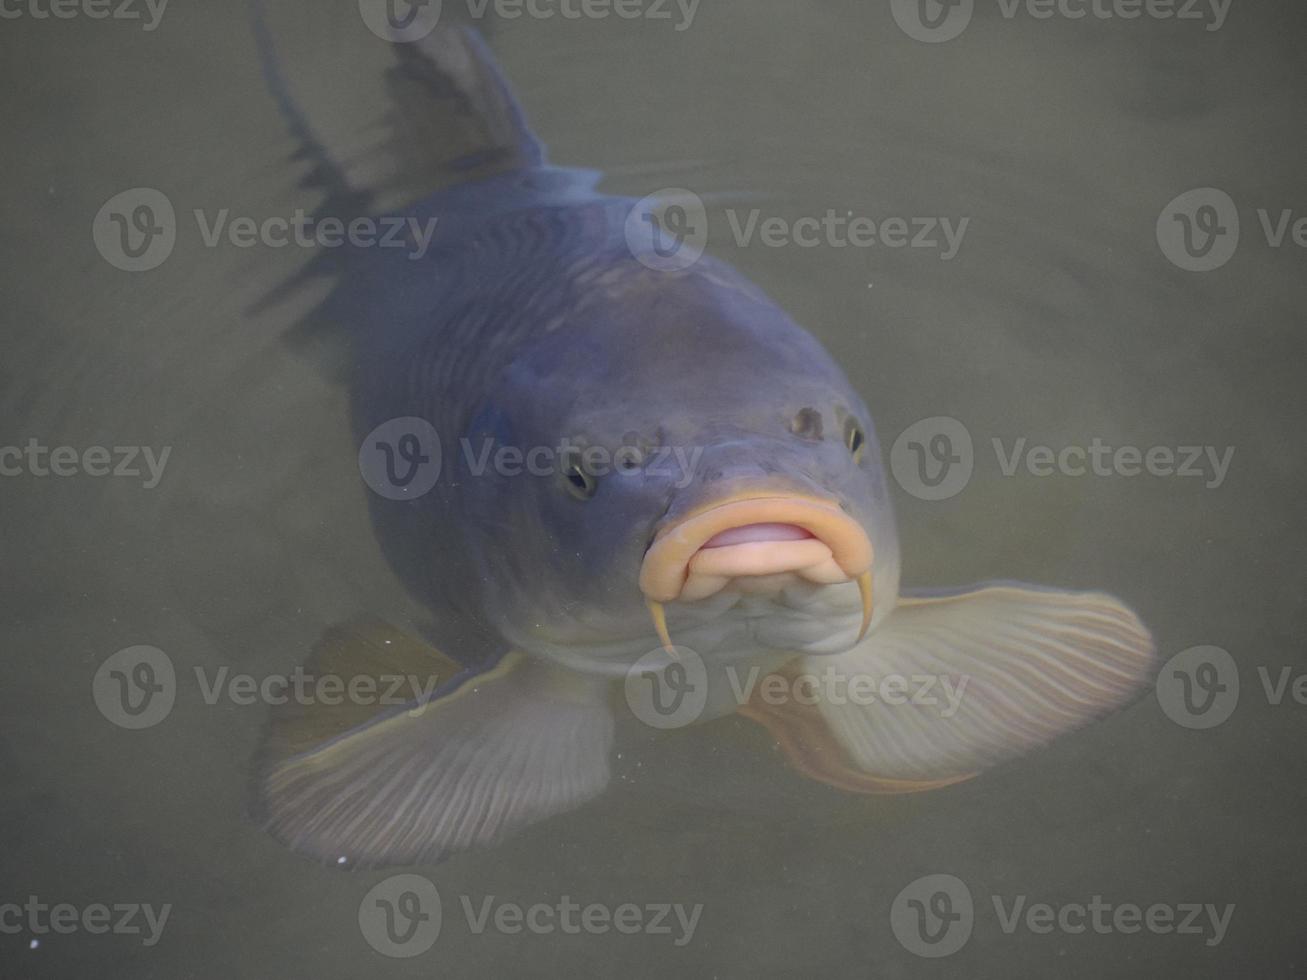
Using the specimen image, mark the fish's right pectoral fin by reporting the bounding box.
[741,584,1155,793]
[257,646,614,868]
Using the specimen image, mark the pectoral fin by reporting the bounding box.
[740,585,1154,791]
[739,662,979,795]
[256,621,613,867]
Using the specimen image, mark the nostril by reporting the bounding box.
[701,523,816,549]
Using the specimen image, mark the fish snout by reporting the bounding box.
[639,493,875,652]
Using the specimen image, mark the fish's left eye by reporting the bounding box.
[845,419,866,463]
[563,463,598,501]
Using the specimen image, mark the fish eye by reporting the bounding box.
[563,462,598,500]
[844,419,866,462]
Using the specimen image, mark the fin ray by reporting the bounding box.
[740,585,1154,790]
[257,634,613,866]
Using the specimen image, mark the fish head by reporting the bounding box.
[461,255,900,675]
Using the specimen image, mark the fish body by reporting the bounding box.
[349,165,898,676]
[254,20,1154,866]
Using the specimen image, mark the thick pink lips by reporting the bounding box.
[640,495,872,603]
[701,523,816,549]
[638,494,876,654]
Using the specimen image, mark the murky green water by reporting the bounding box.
[2,1,1304,977]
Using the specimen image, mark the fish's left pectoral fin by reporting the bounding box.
[257,642,614,867]
[739,674,980,796]
[740,584,1155,793]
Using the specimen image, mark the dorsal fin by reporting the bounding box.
[250,2,545,219]
[247,2,549,371]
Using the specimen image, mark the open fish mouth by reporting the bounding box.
[639,493,875,653]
